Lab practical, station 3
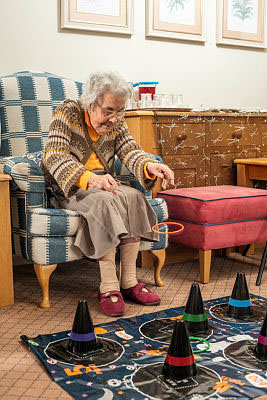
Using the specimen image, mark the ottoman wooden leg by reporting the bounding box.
[199,250,212,284]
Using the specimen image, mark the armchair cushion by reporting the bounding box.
[27,208,80,237]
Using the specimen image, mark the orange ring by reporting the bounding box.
[152,222,184,235]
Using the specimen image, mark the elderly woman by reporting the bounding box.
[41,71,174,317]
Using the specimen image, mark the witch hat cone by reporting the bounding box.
[183,283,209,335]
[254,312,267,361]
[162,320,197,380]
[67,300,99,357]
[227,272,253,320]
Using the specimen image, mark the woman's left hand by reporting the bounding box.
[146,163,174,189]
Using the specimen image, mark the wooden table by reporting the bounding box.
[234,158,267,187]
[0,174,14,306]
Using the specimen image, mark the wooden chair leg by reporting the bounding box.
[34,263,57,309]
[199,250,212,284]
[149,249,166,287]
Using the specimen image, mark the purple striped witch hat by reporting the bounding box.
[227,272,253,320]
[254,312,267,361]
[67,300,99,357]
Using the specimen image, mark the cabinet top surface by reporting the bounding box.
[125,110,267,117]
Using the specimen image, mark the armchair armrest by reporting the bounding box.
[0,156,45,193]
[115,154,163,200]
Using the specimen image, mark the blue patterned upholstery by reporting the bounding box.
[0,71,168,274]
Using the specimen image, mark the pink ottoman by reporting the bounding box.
[158,185,267,284]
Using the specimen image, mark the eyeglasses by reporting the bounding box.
[96,102,125,119]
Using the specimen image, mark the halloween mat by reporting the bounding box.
[21,294,267,399]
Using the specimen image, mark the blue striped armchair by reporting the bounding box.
[0,71,168,308]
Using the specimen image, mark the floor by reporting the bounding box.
[0,251,266,399]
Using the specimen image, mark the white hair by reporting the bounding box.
[80,71,132,109]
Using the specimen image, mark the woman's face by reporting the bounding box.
[89,92,126,135]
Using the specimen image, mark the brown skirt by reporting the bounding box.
[55,184,158,259]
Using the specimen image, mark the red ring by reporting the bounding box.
[152,222,184,235]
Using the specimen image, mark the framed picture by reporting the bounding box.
[216,0,266,48]
[146,0,205,42]
[60,0,134,35]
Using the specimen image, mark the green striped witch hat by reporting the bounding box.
[162,320,197,380]
[254,312,267,361]
[183,283,209,335]
[67,300,100,357]
[227,272,253,320]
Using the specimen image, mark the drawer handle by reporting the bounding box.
[177,133,187,140]
[233,132,242,139]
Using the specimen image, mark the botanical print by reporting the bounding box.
[76,0,120,16]
[227,0,258,34]
[232,0,254,21]
[159,0,195,25]
[165,0,188,12]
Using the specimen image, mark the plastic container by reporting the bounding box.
[133,81,159,100]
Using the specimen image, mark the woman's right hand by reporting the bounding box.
[87,173,120,194]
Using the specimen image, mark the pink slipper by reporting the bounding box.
[121,283,161,306]
[98,290,125,317]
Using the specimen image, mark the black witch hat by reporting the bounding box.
[67,300,100,357]
[183,283,209,335]
[227,272,253,320]
[254,312,267,361]
[162,320,197,380]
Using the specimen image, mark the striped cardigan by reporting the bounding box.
[41,99,157,198]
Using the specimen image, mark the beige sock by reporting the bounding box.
[120,240,140,289]
[98,249,120,300]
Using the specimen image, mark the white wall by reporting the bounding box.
[1,0,267,108]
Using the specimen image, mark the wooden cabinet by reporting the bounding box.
[125,110,267,266]
[126,111,267,193]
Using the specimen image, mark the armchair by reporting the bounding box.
[0,71,168,309]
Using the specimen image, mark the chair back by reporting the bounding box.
[0,71,83,157]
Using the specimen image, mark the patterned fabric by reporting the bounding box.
[0,71,168,266]
[0,71,82,157]
[41,100,157,198]
[27,208,80,237]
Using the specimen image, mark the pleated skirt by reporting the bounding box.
[56,184,158,259]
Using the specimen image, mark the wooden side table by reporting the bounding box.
[234,158,267,285]
[0,174,14,306]
[234,158,267,187]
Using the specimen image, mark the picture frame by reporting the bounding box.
[216,0,266,48]
[60,0,134,35]
[146,0,205,42]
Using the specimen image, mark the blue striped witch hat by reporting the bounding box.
[67,300,99,357]
[227,272,253,320]
[162,320,197,380]
[183,283,209,335]
[254,312,267,361]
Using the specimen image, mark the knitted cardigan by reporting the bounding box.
[41,99,157,198]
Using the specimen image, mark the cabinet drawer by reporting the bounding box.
[163,155,207,187]
[209,122,261,147]
[209,150,258,186]
[156,123,205,154]
[260,123,267,146]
